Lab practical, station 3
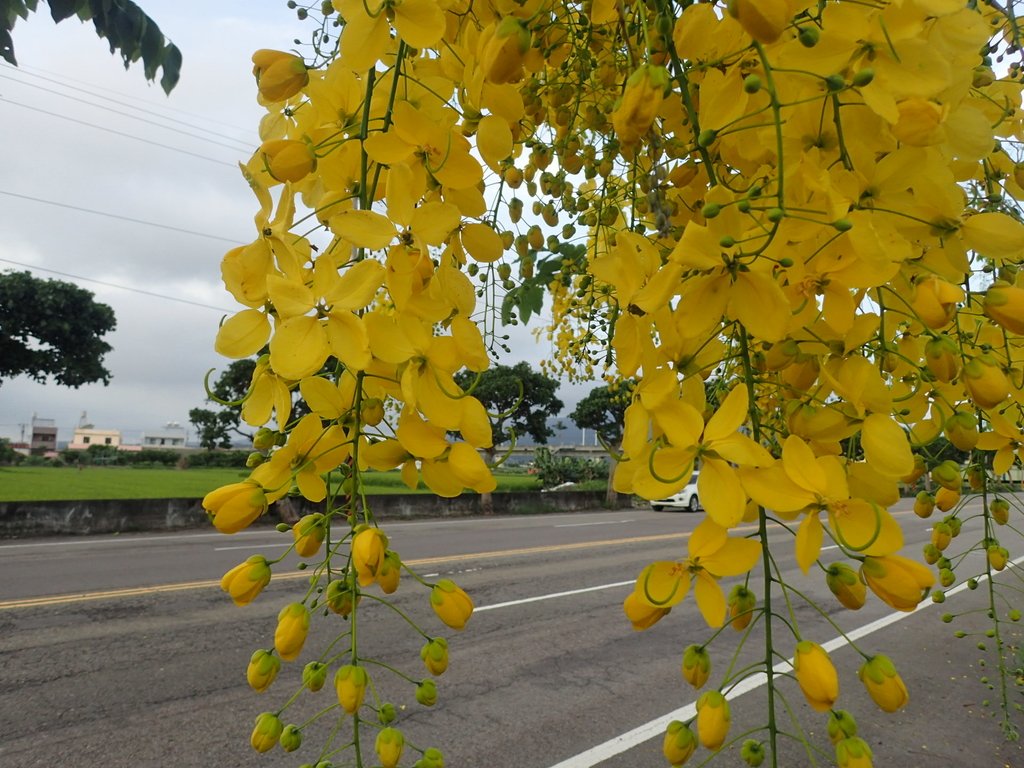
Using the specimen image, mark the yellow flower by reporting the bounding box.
[976,411,1024,476]
[250,711,283,753]
[292,513,326,558]
[858,654,909,712]
[623,591,670,631]
[860,555,935,611]
[335,664,369,714]
[221,555,272,606]
[376,727,405,768]
[612,65,669,147]
[352,526,389,587]
[825,563,866,610]
[430,579,474,630]
[696,690,730,751]
[681,645,711,690]
[663,720,697,766]
[984,282,1024,335]
[835,736,873,768]
[274,603,310,662]
[250,414,350,503]
[479,17,531,85]
[246,649,280,692]
[794,641,839,712]
[631,518,762,628]
[251,49,308,102]
[203,481,268,534]
[421,637,449,676]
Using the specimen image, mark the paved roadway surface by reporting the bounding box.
[1,499,1023,768]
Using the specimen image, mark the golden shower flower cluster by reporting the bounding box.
[200,0,1024,764]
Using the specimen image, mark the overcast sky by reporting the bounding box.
[0,2,584,446]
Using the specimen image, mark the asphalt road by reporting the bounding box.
[1,501,1022,768]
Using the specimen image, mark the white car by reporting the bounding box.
[651,473,701,512]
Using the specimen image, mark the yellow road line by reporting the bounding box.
[0,531,692,611]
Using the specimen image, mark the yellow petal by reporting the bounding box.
[325,311,372,372]
[215,309,271,358]
[704,385,748,442]
[795,513,823,574]
[393,0,445,49]
[267,275,315,318]
[458,396,493,449]
[693,572,726,628]
[861,414,914,478]
[461,223,505,263]
[701,537,762,577]
[363,438,410,471]
[396,409,448,458]
[831,501,904,556]
[331,210,396,250]
[326,259,385,311]
[689,517,727,560]
[270,316,329,380]
[364,313,417,364]
[451,316,490,371]
[476,115,514,172]
[410,202,461,246]
[420,458,463,498]
[961,212,1024,263]
[447,442,496,493]
[781,435,828,496]
[709,433,773,467]
[299,376,349,419]
[698,458,747,528]
[364,131,415,165]
[739,463,814,515]
[637,562,691,608]
[730,270,790,342]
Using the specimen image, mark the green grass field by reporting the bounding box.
[0,466,544,501]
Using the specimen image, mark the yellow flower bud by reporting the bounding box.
[204,481,268,534]
[990,498,1010,525]
[326,578,360,617]
[612,65,669,146]
[259,138,316,183]
[913,492,935,519]
[988,544,1009,571]
[246,649,280,692]
[944,412,979,451]
[279,723,302,752]
[302,661,328,692]
[293,513,326,558]
[923,335,960,382]
[983,282,1024,335]
[963,357,1011,409]
[274,602,310,661]
[794,640,839,712]
[479,17,531,85]
[221,555,272,606]
[250,711,283,753]
[378,550,402,594]
[662,720,697,766]
[858,654,909,712]
[931,522,953,552]
[251,49,309,102]
[430,579,474,630]
[416,679,438,706]
[696,691,730,751]
[376,727,405,768]
[900,454,927,485]
[826,562,866,610]
[741,739,765,767]
[335,664,369,714]
[623,590,670,630]
[860,555,935,612]
[910,276,962,330]
[681,645,711,690]
[931,460,962,491]
[891,97,948,145]
[935,486,960,512]
[421,637,449,676]
[727,585,757,630]
[827,709,858,745]
[352,526,389,587]
[416,747,445,768]
[361,397,385,426]
[835,736,873,768]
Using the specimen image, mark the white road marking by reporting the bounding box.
[554,519,634,528]
[820,545,840,552]
[544,553,1024,768]
[476,580,633,613]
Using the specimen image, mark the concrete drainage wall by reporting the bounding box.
[0,491,633,538]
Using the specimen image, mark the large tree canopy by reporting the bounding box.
[1,0,181,93]
[0,270,116,387]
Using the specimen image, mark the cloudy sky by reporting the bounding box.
[0,1,584,446]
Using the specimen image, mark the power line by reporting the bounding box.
[0,257,236,313]
[11,62,253,135]
[0,189,241,243]
[0,71,253,152]
[0,64,253,146]
[0,97,238,167]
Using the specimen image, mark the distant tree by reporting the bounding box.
[0,438,20,465]
[188,359,257,450]
[570,381,634,505]
[2,1,181,93]
[454,361,563,513]
[0,271,116,388]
